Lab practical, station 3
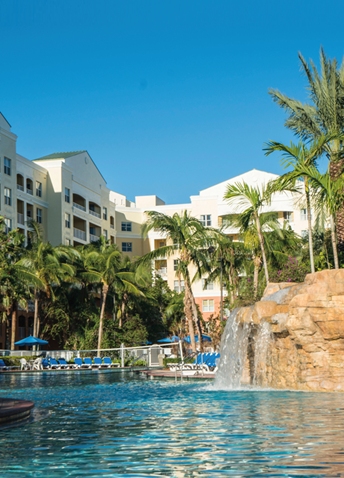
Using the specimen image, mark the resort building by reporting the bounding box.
[0,111,313,347]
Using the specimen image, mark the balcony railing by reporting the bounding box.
[73,228,86,241]
[17,213,24,225]
[17,184,24,191]
[110,224,114,229]
[157,267,167,276]
[90,234,100,242]
[26,188,33,195]
[89,210,101,219]
[73,202,86,212]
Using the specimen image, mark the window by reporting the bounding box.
[36,181,42,197]
[174,280,185,292]
[283,211,292,221]
[4,157,11,176]
[202,279,214,290]
[65,238,71,246]
[65,213,70,228]
[103,229,108,240]
[36,208,42,224]
[202,299,214,312]
[122,242,132,252]
[200,214,211,226]
[121,222,132,232]
[103,207,107,220]
[65,188,70,203]
[301,209,312,221]
[4,188,11,206]
[4,218,12,233]
[174,259,179,271]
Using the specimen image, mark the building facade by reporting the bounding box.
[0,111,313,346]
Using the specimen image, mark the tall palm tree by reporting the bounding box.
[264,136,336,273]
[269,48,344,249]
[141,211,216,352]
[81,244,143,355]
[224,181,273,285]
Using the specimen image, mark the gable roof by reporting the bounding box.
[34,150,106,183]
[34,151,86,160]
[199,169,279,194]
[0,111,11,128]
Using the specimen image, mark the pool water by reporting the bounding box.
[1,371,344,477]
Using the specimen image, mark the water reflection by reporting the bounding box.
[1,373,344,476]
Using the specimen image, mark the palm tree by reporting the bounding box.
[141,211,216,352]
[269,48,344,249]
[224,181,273,285]
[264,136,336,273]
[81,243,143,355]
[17,221,75,338]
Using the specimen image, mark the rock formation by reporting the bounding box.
[236,270,344,392]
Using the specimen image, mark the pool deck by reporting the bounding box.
[0,398,35,425]
[142,370,215,379]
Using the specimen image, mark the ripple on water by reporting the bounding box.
[1,372,344,477]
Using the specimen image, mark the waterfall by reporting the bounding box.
[252,322,272,386]
[214,308,251,389]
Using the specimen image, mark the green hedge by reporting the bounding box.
[163,357,180,368]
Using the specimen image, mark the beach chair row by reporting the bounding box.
[41,357,120,370]
[168,352,220,374]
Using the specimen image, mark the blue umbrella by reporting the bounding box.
[14,336,49,346]
[184,334,211,344]
[157,335,179,343]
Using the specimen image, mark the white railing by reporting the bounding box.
[110,224,114,229]
[26,188,33,195]
[17,184,24,191]
[73,202,86,212]
[90,234,100,242]
[157,267,167,276]
[89,210,101,218]
[17,213,24,225]
[73,228,86,241]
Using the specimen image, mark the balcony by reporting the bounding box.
[90,234,100,242]
[110,224,114,229]
[73,228,86,241]
[17,184,24,192]
[157,267,167,277]
[73,202,86,212]
[26,188,33,195]
[17,213,24,225]
[89,210,101,219]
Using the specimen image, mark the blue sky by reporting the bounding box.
[1,0,343,203]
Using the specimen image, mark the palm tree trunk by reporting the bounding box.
[330,214,339,269]
[228,273,234,305]
[97,284,109,356]
[11,303,17,350]
[255,214,269,284]
[253,256,261,297]
[306,187,315,274]
[330,156,344,252]
[184,280,196,353]
[33,288,39,337]
[191,296,203,352]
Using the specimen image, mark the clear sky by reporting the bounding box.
[1,0,343,204]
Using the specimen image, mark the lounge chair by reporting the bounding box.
[59,358,76,369]
[93,357,109,368]
[42,358,51,369]
[0,359,8,371]
[202,353,220,373]
[20,358,30,371]
[49,358,61,370]
[103,357,120,368]
[74,358,91,369]
[83,357,98,368]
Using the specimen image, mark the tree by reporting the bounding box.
[141,211,216,352]
[264,135,336,272]
[224,181,273,285]
[81,242,142,355]
[269,48,344,250]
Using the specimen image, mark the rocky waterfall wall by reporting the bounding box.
[234,270,344,392]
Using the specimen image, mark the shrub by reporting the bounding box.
[270,257,309,283]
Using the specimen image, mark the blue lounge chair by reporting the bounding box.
[83,357,95,368]
[58,358,70,369]
[103,357,120,368]
[49,358,60,369]
[0,359,8,371]
[74,358,90,369]
[93,357,109,368]
[42,358,51,369]
[202,353,220,373]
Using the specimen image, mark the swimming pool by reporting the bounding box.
[1,371,344,477]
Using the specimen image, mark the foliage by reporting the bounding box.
[269,257,309,283]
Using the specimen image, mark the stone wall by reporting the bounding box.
[237,270,344,392]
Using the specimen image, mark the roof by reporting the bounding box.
[0,112,11,128]
[34,150,107,183]
[34,151,86,160]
